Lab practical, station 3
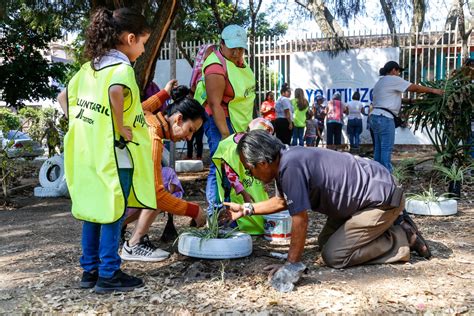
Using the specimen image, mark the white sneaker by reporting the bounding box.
[121,235,170,262]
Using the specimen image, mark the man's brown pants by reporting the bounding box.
[318,200,410,269]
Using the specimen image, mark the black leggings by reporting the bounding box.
[326,122,343,145]
[274,118,292,145]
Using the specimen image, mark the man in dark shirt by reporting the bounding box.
[225,130,431,292]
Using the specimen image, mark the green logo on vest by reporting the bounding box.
[133,113,146,128]
[77,98,110,116]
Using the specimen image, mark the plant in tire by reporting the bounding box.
[180,208,237,241]
[403,64,474,167]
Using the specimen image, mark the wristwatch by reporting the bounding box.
[243,203,254,216]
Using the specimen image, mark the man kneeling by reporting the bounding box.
[225,130,431,292]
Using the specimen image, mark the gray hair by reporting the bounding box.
[236,130,285,167]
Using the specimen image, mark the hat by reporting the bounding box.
[249,117,274,134]
[221,25,248,50]
[380,61,405,75]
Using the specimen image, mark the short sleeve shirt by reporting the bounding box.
[276,147,397,219]
[275,96,292,118]
[372,75,411,117]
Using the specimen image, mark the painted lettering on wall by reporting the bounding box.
[305,87,374,104]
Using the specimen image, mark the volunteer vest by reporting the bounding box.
[194,52,255,132]
[291,99,309,127]
[65,62,156,224]
[212,134,266,234]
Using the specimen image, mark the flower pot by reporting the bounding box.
[178,232,252,259]
[448,181,461,198]
[406,198,457,216]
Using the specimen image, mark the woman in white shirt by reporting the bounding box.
[370,61,443,172]
[274,83,293,145]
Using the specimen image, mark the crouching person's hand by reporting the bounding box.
[264,262,306,293]
[190,206,207,227]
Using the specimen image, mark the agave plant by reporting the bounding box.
[180,207,237,241]
[407,186,451,203]
[402,65,474,167]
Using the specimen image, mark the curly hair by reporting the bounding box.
[85,7,151,70]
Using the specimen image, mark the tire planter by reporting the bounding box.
[175,160,204,173]
[178,232,252,259]
[39,155,65,189]
[406,198,458,216]
[34,186,64,198]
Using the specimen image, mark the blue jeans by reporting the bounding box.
[291,127,305,146]
[369,114,395,172]
[80,168,132,278]
[347,118,363,148]
[305,136,316,146]
[204,115,234,215]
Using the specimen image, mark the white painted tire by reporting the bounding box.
[178,232,252,259]
[175,160,204,173]
[34,186,63,198]
[406,198,458,216]
[38,155,64,189]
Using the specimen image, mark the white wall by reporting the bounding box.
[153,59,193,89]
[290,47,432,145]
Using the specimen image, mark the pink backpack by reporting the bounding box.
[189,44,227,93]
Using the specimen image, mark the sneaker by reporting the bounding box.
[121,235,170,262]
[94,270,143,294]
[80,270,98,289]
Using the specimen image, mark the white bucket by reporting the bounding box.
[263,210,292,242]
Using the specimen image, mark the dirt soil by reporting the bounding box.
[1,150,473,314]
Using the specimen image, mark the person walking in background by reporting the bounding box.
[291,88,309,146]
[194,25,255,216]
[313,95,326,147]
[57,8,156,293]
[274,83,293,145]
[260,91,276,122]
[304,110,318,147]
[325,92,347,150]
[370,61,443,172]
[346,91,364,153]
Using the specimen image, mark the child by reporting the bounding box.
[212,118,274,234]
[304,110,318,147]
[57,8,156,293]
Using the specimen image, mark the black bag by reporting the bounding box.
[375,107,403,128]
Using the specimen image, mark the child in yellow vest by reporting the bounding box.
[212,118,274,234]
[57,8,155,293]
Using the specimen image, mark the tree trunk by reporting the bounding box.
[410,0,426,33]
[457,0,473,59]
[134,0,179,94]
[301,0,349,51]
[209,0,225,32]
[379,0,399,46]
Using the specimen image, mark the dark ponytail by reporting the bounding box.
[167,85,207,122]
[85,7,151,69]
[280,83,290,95]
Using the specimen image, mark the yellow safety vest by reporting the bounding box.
[194,52,255,132]
[292,99,308,128]
[65,62,156,223]
[212,134,266,234]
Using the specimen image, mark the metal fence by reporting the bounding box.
[159,27,474,103]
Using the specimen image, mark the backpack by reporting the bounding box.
[189,44,227,93]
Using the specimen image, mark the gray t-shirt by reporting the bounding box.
[372,75,411,117]
[275,96,292,119]
[276,146,397,219]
